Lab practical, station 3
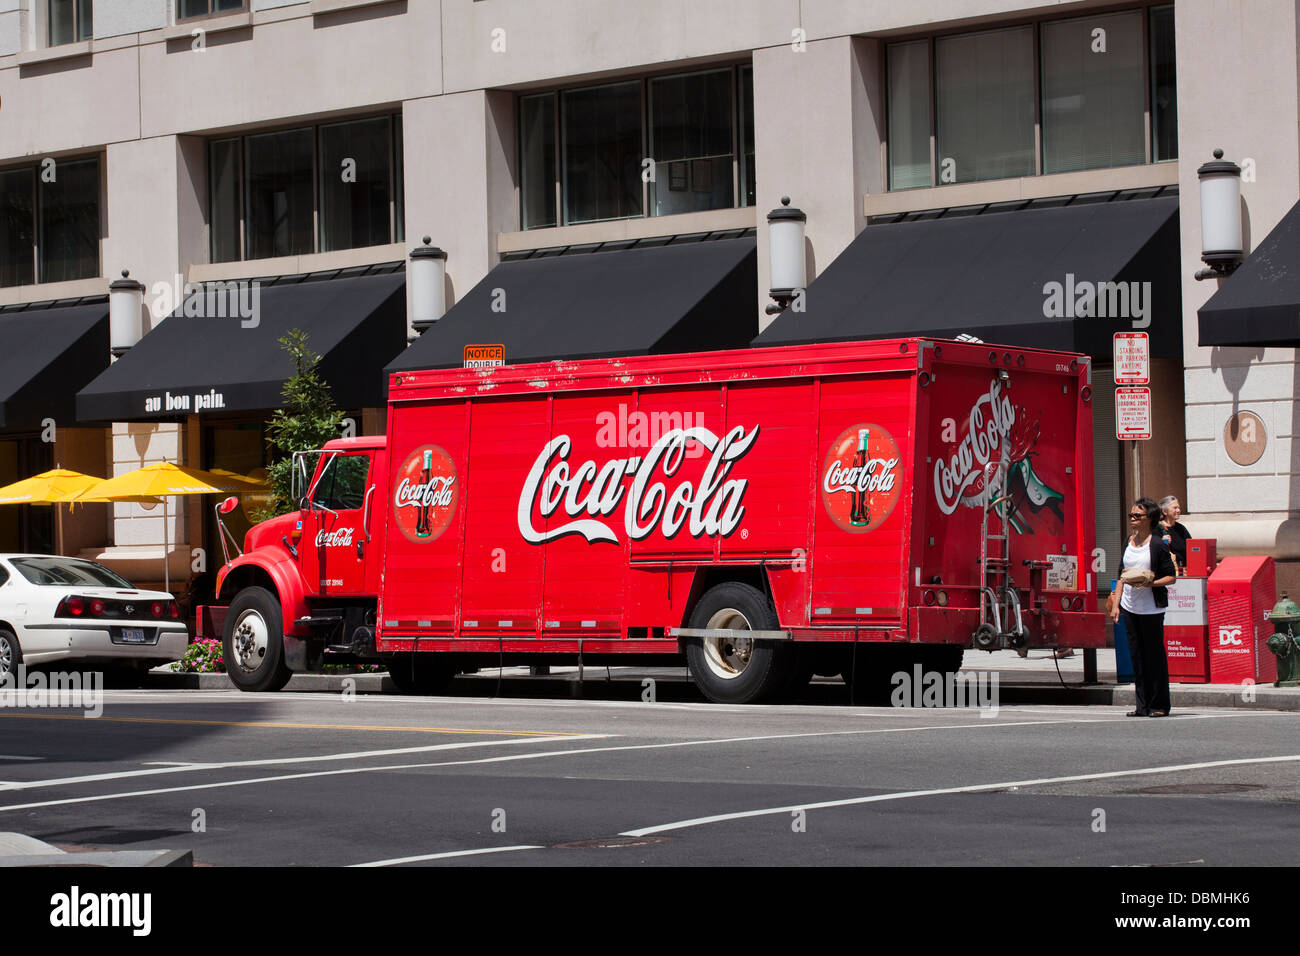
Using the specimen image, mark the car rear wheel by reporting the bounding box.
[223,587,291,693]
[685,582,792,704]
[0,627,21,681]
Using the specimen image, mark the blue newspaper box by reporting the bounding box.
[1111,578,1134,683]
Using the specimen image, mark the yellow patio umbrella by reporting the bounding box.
[0,468,146,555]
[0,468,102,506]
[74,462,270,592]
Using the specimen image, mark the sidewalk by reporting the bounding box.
[147,649,1300,711]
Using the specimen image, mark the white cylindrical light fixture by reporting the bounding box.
[409,237,448,333]
[767,197,807,309]
[108,269,145,356]
[1197,149,1243,275]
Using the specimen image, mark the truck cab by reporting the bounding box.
[208,436,389,691]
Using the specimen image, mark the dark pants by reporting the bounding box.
[1122,609,1171,714]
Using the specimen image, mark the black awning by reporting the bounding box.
[76,271,407,422]
[0,303,109,430]
[753,195,1181,359]
[1198,199,1300,347]
[387,235,757,372]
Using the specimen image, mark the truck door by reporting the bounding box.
[307,451,374,597]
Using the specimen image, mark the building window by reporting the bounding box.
[0,156,101,288]
[209,114,404,263]
[888,5,1177,189]
[1041,11,1145,174]
[937,27,1036,184]
[178,0,247,19]
[48,0,92,46]
[1149,5,1177,161]
[519,64,754,230]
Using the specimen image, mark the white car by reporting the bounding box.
[0,554,190,680]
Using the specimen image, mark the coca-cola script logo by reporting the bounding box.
[316,528,355,548]
[821,424,902,533]
[933,379,1016,515]
[517,425,759,545]
[393,444,458,543]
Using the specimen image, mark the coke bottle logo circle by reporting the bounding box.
[393,444,458,543]
[820,424,902,534]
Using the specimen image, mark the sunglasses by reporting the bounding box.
[1128,512,1146,519]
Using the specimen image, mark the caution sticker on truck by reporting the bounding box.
[1046,554,1077,590]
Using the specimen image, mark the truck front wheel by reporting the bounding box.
[685,582,792,704]
[223,587,292,693]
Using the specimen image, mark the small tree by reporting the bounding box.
[256,329,345,520]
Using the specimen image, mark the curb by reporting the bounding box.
[140,669,1300,710]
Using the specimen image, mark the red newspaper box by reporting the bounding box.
[1185,538,1217,577]
[1164,578,1209,682]
[1207,556,1277,684]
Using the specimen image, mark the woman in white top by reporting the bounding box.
[1109,496,1178,717]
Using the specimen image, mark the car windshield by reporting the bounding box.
[9,557,135,589]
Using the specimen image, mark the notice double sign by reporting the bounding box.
[1113,332,1150,440]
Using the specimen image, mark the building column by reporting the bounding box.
[753,35,884,332]
[1175,0,1300,592]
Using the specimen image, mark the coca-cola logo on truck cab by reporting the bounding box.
[820,424,902,533]
[393,445,458,543]
[518,425,759,545]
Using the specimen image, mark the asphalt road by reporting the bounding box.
[2,685,1298,867]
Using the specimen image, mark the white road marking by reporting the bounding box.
[0,715,1180,811]
[0,734,612,793]
[350,845,542,867]
[0,755,43,761]
[619,753,1300,837]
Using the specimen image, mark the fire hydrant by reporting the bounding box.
[1266,592,1300,687]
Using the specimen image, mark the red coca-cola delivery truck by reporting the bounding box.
[205,337,1104,703]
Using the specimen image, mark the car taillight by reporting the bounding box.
[89,599,106,617]
[168,601,181,619]
[60,596,85,617]
[150,602,164,618]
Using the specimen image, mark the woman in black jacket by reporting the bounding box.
[1110,496,1178,717]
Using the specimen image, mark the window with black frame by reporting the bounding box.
[48,0,92,46]
[519,65,755,229]
[0,156,100,288]
[178,0,247,19]
[887,4,1177,190]
[209,114,404,263]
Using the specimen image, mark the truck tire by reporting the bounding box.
[223,587,292,693]
[0,627,22,682]
[385,654,457,695]
[685,582,792,704]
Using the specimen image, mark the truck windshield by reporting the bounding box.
[312,454,369,511]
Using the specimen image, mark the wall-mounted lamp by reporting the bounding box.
[409,237,448,334]
[766,197,806,315]
[108,269,145,356]
[1195,149,1243,280]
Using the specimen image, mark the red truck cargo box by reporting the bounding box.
[378,338,1104,657]
[1207,555,1276,684]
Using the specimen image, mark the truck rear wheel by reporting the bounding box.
[223,587,292,693]
[386,654,458,695]
[685,582,792,704]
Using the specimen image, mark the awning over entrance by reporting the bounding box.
[387,234,757,372]
[0,302,109,430]
[1198,199,1300,347]
[76,270,407,422]
[753,193,1181,359]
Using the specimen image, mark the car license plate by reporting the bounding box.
[120,628,147,643]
